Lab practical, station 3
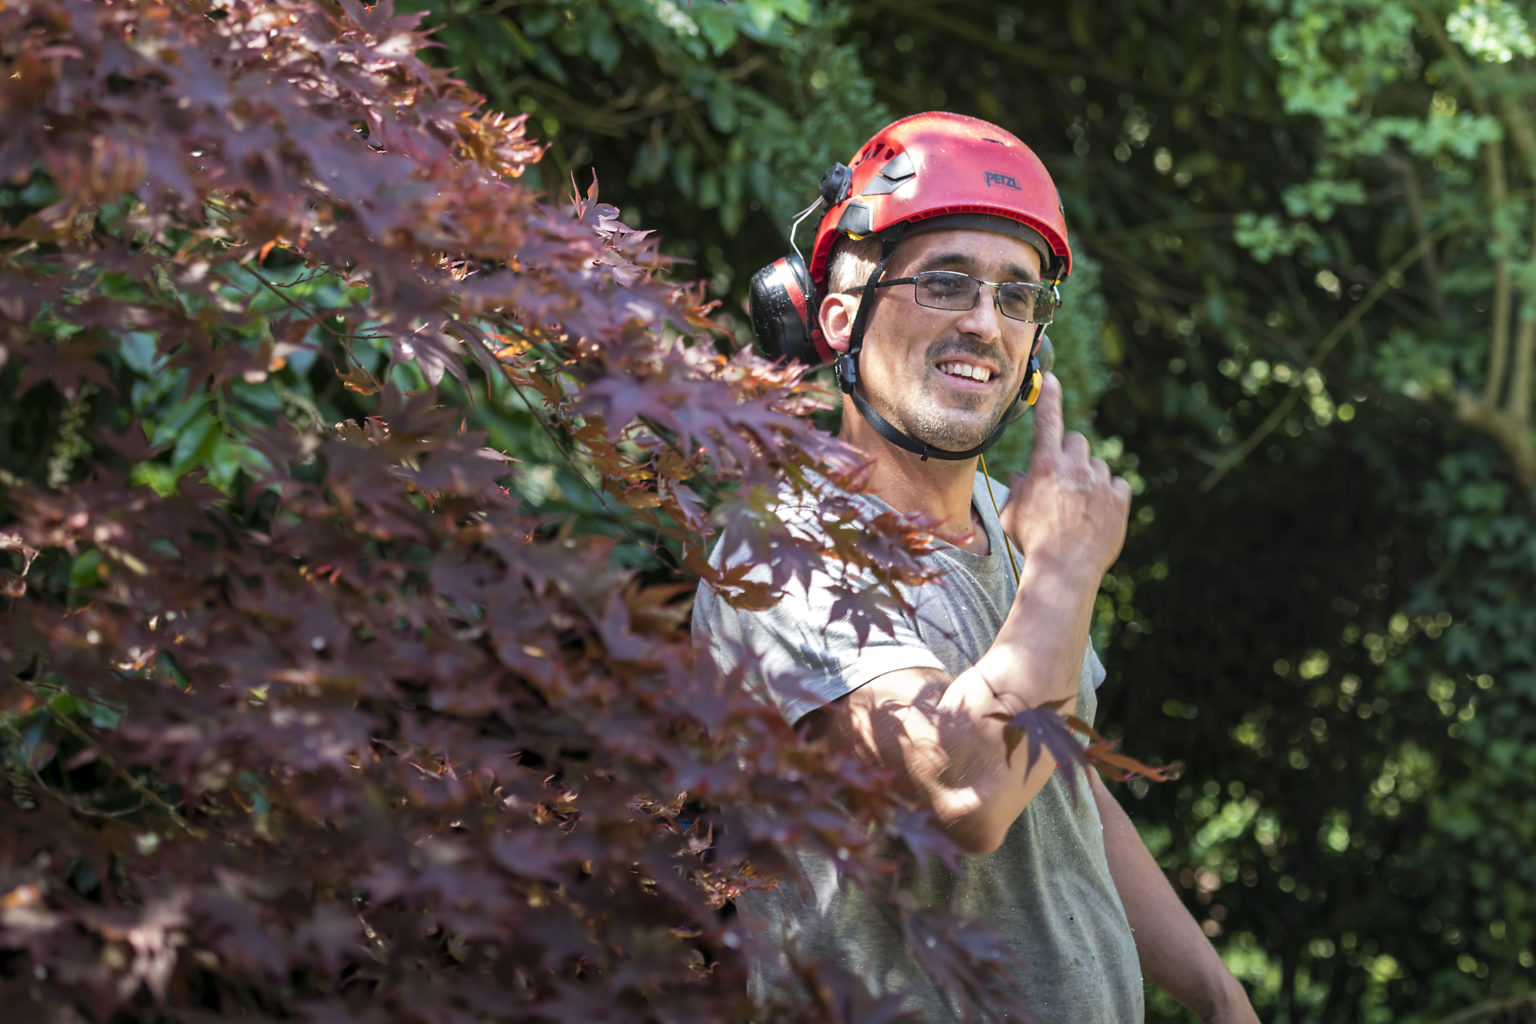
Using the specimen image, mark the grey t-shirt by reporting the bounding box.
[693,473,1144,1023]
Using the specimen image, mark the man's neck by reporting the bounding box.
[838,419,979,539]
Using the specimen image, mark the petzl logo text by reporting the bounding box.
[985,171,1021,189]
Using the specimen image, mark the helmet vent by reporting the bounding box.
[859,151,916,197]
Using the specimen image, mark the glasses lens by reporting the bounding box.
[999,282,1058,324]
[912,271,979,311]
[910,272,1058,324]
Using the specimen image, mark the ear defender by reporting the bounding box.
[1006,330,1050,423]
[1022,356,1044,405]
[1022,329,1053,405]
[748,253,833,367]
[1001,354,1044,426]
[748,161,858,368]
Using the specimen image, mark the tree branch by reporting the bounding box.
[1508,196,1536,427]
[1415,5,1518,411]
[1201,219,1460,492]
[866,0,1277,122]
[43,704,206,837]
[1493,71,1536,427]
[1386,150,1445,320]
[1457,391,1536,487]
[1490,66,1536,169]
[1416,6,1491,115]
[1433,990,1536,1024]
[1482,139,1514,408]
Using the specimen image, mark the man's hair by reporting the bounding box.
[825,234,884,295]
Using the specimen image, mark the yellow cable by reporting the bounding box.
[977,452,1020,584]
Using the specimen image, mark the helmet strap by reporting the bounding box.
[834,232,1040,462]
[833,230,903,393]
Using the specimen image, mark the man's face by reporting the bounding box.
[848,228,1044,453]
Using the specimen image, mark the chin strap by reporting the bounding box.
[845,383,1018,461]
[834,231,1040,462]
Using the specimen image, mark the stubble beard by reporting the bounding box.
[894,339,1019,452]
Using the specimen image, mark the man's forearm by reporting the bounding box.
[921,555,1106,846]
[1092,775,1259,1022]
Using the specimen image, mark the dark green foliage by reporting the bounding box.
[829,2,1532,1020]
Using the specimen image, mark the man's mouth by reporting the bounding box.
[936,360,997,383]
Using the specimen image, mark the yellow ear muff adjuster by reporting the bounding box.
[1023,368,1043,406]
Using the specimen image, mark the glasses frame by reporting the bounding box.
[849,269,1061,325]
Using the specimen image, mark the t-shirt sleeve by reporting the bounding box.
[713,573,945,727]
[1085,642,1107,691]
[694,510,944,727]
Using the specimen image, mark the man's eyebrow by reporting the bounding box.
[911,250,1042,284]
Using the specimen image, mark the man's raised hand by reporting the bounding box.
[1000,372,1132,581]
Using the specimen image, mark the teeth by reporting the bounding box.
[938,361,993,382]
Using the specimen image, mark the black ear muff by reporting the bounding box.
[748,254,830,366]
[1033,331,1055,373]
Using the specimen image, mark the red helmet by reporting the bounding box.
[807,111,1072,289]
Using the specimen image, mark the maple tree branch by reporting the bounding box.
[235,261,357,342]
[499,363,652,546]
[43,703,206,839]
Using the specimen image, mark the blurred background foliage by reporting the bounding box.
[6,0,1533,1020]
[394,0,1536,1021]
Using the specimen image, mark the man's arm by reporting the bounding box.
[811,374,1132,854]
[820,552,1100,854]
[1092,772,1260,1023]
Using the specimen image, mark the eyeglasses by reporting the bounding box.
[850,270,1061,325]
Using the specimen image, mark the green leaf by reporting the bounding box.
[118,331,162,375]
[131,462,180,497]
[707,81,738,133]
[587,22,622,71]
[696,8,739,55]
[170,414,220,474]
[148,393,207,448]
[69,549,105,589]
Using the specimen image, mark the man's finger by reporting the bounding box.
[1031,371,1063,455]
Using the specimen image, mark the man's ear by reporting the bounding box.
[819,291,860,354]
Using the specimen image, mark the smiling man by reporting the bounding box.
[694,113,1258,1023]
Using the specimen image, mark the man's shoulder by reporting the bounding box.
[706,473,886,566]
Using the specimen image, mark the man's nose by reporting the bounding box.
[954,284,1006,340]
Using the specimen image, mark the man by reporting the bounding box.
[694,113,1258,1023]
